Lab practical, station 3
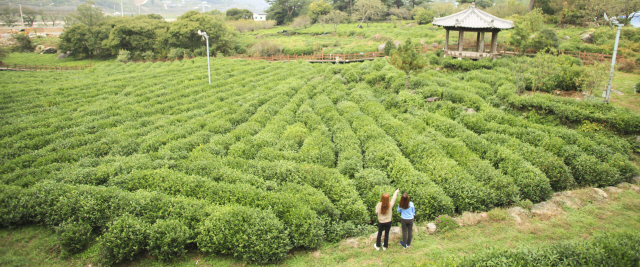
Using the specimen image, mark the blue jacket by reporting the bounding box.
[397,202,415,220]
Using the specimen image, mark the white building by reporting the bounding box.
[253,13,267,21]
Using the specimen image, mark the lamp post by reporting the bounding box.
[197,30,211,84]
[604,14,623,104]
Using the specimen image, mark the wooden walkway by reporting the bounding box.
[0,63,91,71]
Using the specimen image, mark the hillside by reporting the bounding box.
[1,57,639,265]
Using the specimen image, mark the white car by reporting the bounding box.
[629,11,640,27]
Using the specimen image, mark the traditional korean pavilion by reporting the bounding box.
[432,3,514,59]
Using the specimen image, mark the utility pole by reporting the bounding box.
[605,17,623,104]
[19,4,24,27]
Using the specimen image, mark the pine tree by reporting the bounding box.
[388,38,426,90]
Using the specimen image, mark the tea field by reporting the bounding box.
[0,58,639,265]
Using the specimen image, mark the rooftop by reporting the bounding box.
[432,5,514,29]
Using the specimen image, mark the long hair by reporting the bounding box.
[399,193,410,210]
[380,193,390,215]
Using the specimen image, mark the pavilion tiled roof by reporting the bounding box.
[432,5,514,29]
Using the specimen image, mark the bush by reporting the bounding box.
[57,220,93,257]
[291,15,311,29]
[459,231,640,266]
[115,49,131,62]
[148,219,191,261]
[434,214,458,233]
[383,39,395,56]
[487,208,508,221]
[98,214,149,266]
[412,7,435,25]
[141,50,155,60]
[12,34,34,52]
[249,40,282,56]
[196,206,290,263]
[354,169,389,197]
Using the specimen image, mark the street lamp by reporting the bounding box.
[197,30,211,84]
[603,13,623,104]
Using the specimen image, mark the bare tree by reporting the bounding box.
[353,0,387,27]
[0,6,19,27]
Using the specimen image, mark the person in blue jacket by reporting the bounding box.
[397,193,415,249]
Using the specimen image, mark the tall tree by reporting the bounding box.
[388,38,426,90]
[353,0,387,27]
[64,0,105,28]
[22,8,40,27]
[226,8,254,20]
[0,6,18,27]
[319,10,347,33]
[308,1,332,23]
[266,0,308,17]
[42,11,63,26]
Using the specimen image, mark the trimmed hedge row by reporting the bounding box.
[459,231,640,266]
[312,94,364,179]
[353,90,500,212]
[108,168,328,248]
[0,182,290,264]
[502,91,640,135]
[221,157,369,223]
[398,113,520,208]
[421,112,552,203]
[336,99,455,220]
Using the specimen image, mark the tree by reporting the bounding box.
[225,8,253,20]
[168,11,237,54]
[22,8,40,27]
[476,0,493,8]
[508,8,543,48]
[266,0,308,24]
[42,11,63,26]
[0,6,18,27]
[292,15,312,28]
[58,24,98,58]
[406,0,427,8]
[353,0,387,27]
[319,10,347,33]
[412,7,435,24]
[64,0,105,28]
[308,1,332,23]
[388,38,426,90]
[104,18,167,56]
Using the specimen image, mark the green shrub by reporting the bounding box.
[57,220,93,257]
[459,231,640,266]
[98,214,149,266]
[434,214,458,233]
[116,50,131,63]
[148,219,191,261]
[487,208,508,221]
[354,168,389,197]
[324,220,375,243]
[196,206,290,263]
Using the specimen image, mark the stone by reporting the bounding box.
[603,186,623,195]
[507,207,529,224]
[550,191,582,209]
[465,108,476,114]
[42,47,57,54]
[368,226,401,240]
[633,176,640,185]
[393,40,401,48]
[636,136,640,144]
[581,33,594,44]
[564,35,570,40]
[591,188,609,201]
[630,185,640,194]
[531,202,562,219]
[426,97,440,102]
[431,42,439,47]
[34,45,45,53]
[56,53,68,59]
[378,43,385,52]
[427,223,436,234]
[344,238,359,247]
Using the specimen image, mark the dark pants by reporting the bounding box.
[401,218,414,247]
[376,221,392,248]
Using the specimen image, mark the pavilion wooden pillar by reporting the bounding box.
[479,31,485,53]
[490,31,498,54]
[458,30,464,52]
[445,29,449,50]
[476,32,481,52]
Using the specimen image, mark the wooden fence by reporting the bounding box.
[0,63,92,71]
[225,51,387,62]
